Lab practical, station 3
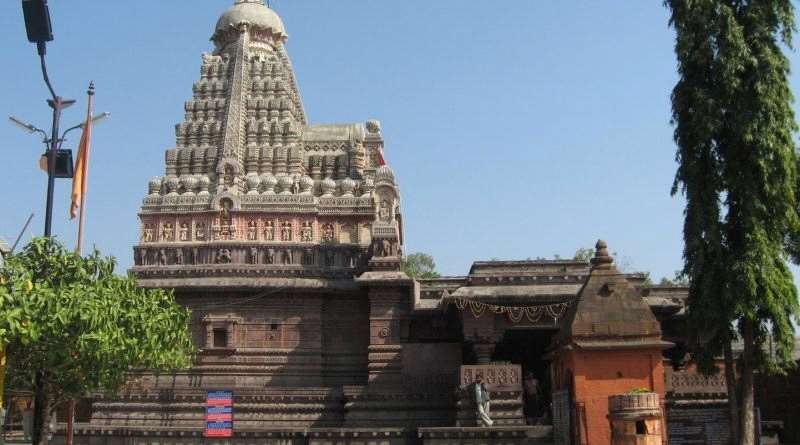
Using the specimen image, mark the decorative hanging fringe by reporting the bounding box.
[446,297,570,323]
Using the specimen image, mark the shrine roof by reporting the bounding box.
[553,240,667,348]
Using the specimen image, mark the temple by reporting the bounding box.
[70,2,739,444]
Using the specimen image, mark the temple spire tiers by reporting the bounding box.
[133,0,402,286]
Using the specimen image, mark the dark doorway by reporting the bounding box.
[492,328,556,424]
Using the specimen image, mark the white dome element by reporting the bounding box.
[321,178,336,197]
[246,174,261,195]
[181,175,199,195]
[340,178,356,197]
[375,165,395,184]
[197,175,211,195]
[215,1,287,41]
[261,174,278,194]
[165,176,181,195]
[299,176,314,195]
[148,177,163,196]
[277,175,294,194]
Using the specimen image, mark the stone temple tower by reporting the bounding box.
[115,0,415,432]
[133,0,403,278]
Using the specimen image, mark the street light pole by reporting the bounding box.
[21,2,72,443]
[39,42,74,237]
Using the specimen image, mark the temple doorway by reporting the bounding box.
[492,328,557,425]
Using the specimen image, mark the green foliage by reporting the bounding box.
[628,387,654,394]
[665,0,799,374]
[659,270,690,286]
[0,237,195,406]
[401,252,441,279]
[573,247,594,262]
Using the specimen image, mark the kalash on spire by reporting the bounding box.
[133,0,402,284]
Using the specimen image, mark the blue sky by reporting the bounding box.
[1,1,799,281]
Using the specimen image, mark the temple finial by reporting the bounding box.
[591,239,614,268]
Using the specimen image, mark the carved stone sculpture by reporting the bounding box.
[322,223,334,242]
[266,248,275,265]
[264,221,275,241]
[175,248,184,265]
[162,223,175,241]
[248,247,259,265]
[379,200,391,222]
[280,249,292,265]
[248,221,258,240]
[142,224,154,243]
[281,221,292,241]
[216,248,232,264]
[196,222,207,241]
[301,221,313,242]
[179,222,190,241]
[222,165,235,190]
[157,248,168,266]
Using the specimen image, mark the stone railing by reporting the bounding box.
[665,367,727,397]
[459,363,522,391]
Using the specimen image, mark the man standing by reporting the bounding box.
[474,374,493,427]
[523,372,540,424]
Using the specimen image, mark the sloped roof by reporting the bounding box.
[553,240,671,350]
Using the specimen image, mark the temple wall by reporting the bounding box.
[552,348,665,445]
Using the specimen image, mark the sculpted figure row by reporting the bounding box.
[142,220,359,244]
[137,245,362,268]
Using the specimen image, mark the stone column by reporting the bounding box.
[366,287,408,389]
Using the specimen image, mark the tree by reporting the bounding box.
[0,238,195,445]
[573,247,595,262]
[659,270,690,286]
[401,252,441,279]
[665,1,799,443]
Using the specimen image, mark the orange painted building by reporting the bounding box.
[550,240,672,444]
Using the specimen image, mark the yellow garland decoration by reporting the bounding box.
[447,297,570,323]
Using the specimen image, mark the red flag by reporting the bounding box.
[376,146,386,166]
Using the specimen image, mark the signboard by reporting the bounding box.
[205,390,233,438]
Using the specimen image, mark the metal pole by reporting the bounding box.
[39,46,73,237]
[32,41,73,445]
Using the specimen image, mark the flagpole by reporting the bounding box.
[75,82,94,256]
[69,81,93,445]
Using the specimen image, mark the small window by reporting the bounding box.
[269,318,280,331]
[213,328,228,348]
[635,420,647,435]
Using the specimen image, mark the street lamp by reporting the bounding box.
[59,111,110,148]
[21,0,74,238]
[19,2,75,444]
[8,112,110,179]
